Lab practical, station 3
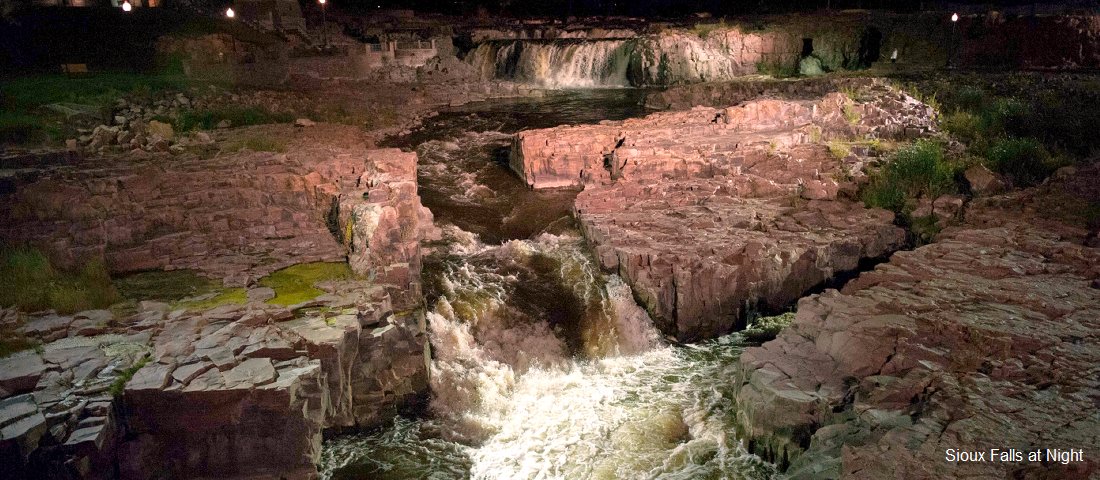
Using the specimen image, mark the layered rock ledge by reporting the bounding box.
[512,81,936,341]
[734,165,1100,479]
[0,127,434,479]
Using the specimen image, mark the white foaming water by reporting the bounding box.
[468,40,634,88]
[321,228,774,480]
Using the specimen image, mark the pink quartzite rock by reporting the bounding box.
[734,164,1100,479]
[513,81,935,340]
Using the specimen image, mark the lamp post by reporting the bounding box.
[226,6,235,18]
[121,0,132,12]
[319,0,328,49]
[949,12,958,68]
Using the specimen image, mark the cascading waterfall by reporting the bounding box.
[321,91,775,480]
[467,40,635,88]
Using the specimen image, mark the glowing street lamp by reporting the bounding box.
[948,13,959,68]
[319,0,328,48]
[226,7,235,18]
[951,13,959,22]
[121,0,132,11]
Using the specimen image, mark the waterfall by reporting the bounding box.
[467,40,635,88]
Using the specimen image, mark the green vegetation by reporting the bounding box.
[861,140,957,214]
[827,141,851,160]
[0,334,41,359]
[742,312,796,344]
[985,137,1059,187]
[258,262,354,306]
[173,106,294,132]
[0,73,194,145]
[691,19,728,39]
[114,270,222,303]
[0,247,119,314]
[109,355,150,397]
[173,287,248,310]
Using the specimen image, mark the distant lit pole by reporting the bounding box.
[319,0,328,48]
[226,6,235,18]
[949,13,958,68]
[121,0,132,12]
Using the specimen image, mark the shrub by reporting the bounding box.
[827,141,851,160]
[985,137,1054,187]
[949,85,987,112]
[742,312,796,343]
[979,98,1029,136]
[940,111,982,144]
[0,247,119,313]
[862,140,956,214]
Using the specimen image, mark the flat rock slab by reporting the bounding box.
[512,82,933,341]
[735,164,1100,479]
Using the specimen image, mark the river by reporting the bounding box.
[320,90,777,480]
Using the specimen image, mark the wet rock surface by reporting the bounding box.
[513,81,936,341]
[0,129,432,479]
[734,165,1100,479]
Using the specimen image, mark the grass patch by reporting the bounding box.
[173,106,294,132]
[109,355,150,397]
[984,137,1058,187]
[827,141,851,160]
[742,312,795,344]
[114,270,222,303]
[0,72,197,145]
[0,334,41,359]
[0,247,119,314]
[258,262,353,306]
[861,140,957,214]
[691,19,728,39]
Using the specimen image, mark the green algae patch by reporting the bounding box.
[175,288,248,310]
[259,262,353,306]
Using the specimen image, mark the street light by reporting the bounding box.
[319,0,328,48]
[121,0,132,11]
[948,13,959,68]
[226,7,235,18]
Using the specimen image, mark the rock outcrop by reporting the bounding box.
[512,81,936,341]
[734,164,1100,479]
[0,128,433,479]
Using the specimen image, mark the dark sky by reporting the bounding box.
[332,0,1097,17]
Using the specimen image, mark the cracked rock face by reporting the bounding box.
[0,135,432,479]
[512,81,935,341]
[734,164,1100,479]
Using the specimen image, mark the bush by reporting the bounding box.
[985,137,1055,187]
[940,111,982,144]
[862,140,956,214]
[979,98,1029,136]
[0,247,119,314]
[742,312,796,343]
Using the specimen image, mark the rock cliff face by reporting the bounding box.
[512,81,937,341]
[733,164,1100,479]
[0,128,433,479]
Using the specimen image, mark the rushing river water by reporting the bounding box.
[320,90,777,480]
